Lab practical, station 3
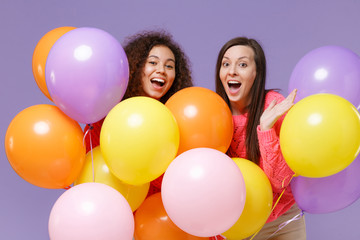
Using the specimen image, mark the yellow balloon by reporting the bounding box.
[222,158,273,239]
[280,93,360,178]
[100,97,180,185]
[75,146,149,211]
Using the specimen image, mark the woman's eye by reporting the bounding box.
[222,62,230,67]
[149,61,157,65]
[165,65,174,69]
[239,63,247,67]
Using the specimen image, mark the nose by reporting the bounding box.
[156,64,166,74]
[229,65,238,76]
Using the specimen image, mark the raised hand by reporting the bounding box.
[260,89,297,131]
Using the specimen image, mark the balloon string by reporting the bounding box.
[248,173,296,240]
[82,125,90,149]
[249,224,262,240]
[89,124,95,182]
[264,211,304,240]
[281,173,295,188]
[83,124,95,182]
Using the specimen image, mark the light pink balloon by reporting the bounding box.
[49,182,134,240]
[161,148,246,237]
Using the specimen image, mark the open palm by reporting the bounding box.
[260,89,297,131]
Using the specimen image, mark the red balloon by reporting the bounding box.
[165,87,233,155]
[134,193,209,240]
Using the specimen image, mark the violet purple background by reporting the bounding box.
[1,1,360,239]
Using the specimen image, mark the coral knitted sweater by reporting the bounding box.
[227,91,295,223]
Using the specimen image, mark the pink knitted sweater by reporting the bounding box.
[227,90,295,223]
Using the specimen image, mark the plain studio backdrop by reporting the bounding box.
[1,1,360,239]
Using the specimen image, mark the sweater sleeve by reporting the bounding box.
[257,92,294,193]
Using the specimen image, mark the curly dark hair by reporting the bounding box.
[122,30,193,104]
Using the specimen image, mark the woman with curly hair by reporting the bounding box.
[83,30,193,195]
[84,30,192,150]
[122,30,193,103]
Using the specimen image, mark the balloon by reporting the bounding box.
[222,158,273,239]
[75,146,149,211]
[100,96,179,185]
[49,182,134,240]
[288,45,360,109]
[161,148,246,237]
[4,104,85,188]
[32,26,76,101]
[165,86,233,155]
[45,27,129,124]
[291,155,360,214]
[134,193,209,240]
[280,93,360,178]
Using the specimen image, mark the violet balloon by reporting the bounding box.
[291,155,360,214]
[45,27,129,124]
[288,45,360,109]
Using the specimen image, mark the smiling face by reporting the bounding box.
[141,45,176,100]
[219,45,257,114]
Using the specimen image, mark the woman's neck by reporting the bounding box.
[230,101,248,115]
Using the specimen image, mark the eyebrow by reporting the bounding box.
[148,55,175,63]
[222,56,251,60]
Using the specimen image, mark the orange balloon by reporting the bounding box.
[5,104,85,188]
[165,87,233,155]
[32,26,76,100]
[134,193,209,240]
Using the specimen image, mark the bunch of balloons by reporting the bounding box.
[5,26,133,240]
[98,87,247,238]
[7,27,246,239]
[280,45,360,214]
[11,27,360,240]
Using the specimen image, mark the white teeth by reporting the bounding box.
[228,80,240,84]
[151,78,165,83]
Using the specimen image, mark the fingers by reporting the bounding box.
[288,88,297,103]
[280,89,297,109]
[265,99,277,111]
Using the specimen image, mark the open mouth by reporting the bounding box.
[228,80,241,91]
[151,78,165,87]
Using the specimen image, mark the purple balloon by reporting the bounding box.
[291,155,360,214]
[288,45,360,110]
[45,27,129,124]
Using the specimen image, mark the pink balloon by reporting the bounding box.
[49,183,134,240]
[161,148,246,237]
[45,27,129,124]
